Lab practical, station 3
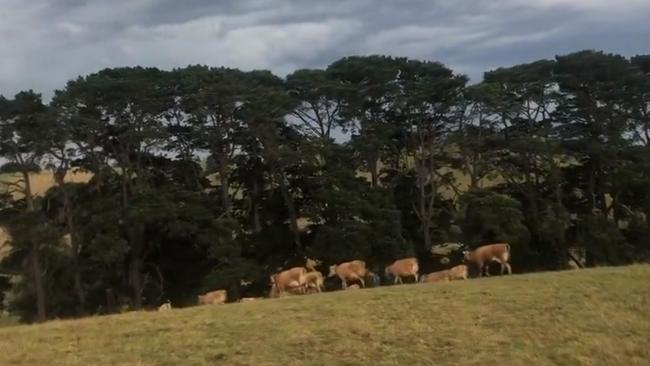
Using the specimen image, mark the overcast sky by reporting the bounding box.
[1,0,649,100]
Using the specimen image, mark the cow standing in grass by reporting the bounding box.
[448,264,469,280]
[157,300,172,311]
[304,271,325,293]
[420,270,449,283]
[385,257,419,284]
[270,267,308,297]
[328,260,369,289]
[463,243,512,277]
[198,290,227,305]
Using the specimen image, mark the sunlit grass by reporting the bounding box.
[0,265,648,365]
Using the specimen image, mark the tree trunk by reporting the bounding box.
[217,152,231,215]
[251,181,262,234]
[23,171,35,212]
[127,224,145,310]
[278,171,301,252]
[56,169,86,316]
[422,221,432,252]
[23,170,47,322]
[121,174,130,210]
[129,257,144,310]
[369,157,379,187]
[418,173,432,251]
[30,241,46,322]
[68,216,85,315]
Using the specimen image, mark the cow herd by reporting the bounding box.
[158,242,513,311]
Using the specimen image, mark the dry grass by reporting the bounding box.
[0,171,92,200]
[0,265,648,366]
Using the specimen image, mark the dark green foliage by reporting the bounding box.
[1,50,650,322]
[459,190,531,267]
[577,215,632,266]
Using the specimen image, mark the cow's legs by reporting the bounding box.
[483,262,491,277]
[359,278,366,288]
[413,274,419,283]
[341,278,347,289]
[504,262,512,275]
[477,261,484,277]
[492,258,505,275]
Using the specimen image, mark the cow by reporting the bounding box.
[304,271,325,293]
[157,300,172,312]
[420,270,450,283]
[328,260,369,289]
[463,243,512,277]
[305,258,322,272]
[270,267,308,297]
[198,289,227,305]
[385,257,419,284]
[269,281,304,298]
[448,264,469,280]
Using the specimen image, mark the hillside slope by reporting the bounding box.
[1,265,649,366]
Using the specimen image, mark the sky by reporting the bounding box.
[0,0,649,100]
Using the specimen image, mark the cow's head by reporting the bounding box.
[462,250,472,262]
[328,264,337,277]
[306,257,322,266]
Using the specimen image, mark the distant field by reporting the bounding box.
[0,265,648,366]
[0,171,93,200]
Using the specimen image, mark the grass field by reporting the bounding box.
[0,265,649,366]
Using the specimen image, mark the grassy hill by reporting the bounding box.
[0,265,649,366]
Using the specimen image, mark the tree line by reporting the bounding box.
[0,50,649,322]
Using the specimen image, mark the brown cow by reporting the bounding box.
[448,264,469,280]
[305,258,322,272]
[328,260,369,289]
[304,271,325,293]
[269,281,305,297]
[157,300,172,312]
[385,257,419,284]
[198,289,227,305]
[271,267,308,296]
[420,270,450,283]
[463,243,512,277]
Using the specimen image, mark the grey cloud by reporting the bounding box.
[0,0,648,99]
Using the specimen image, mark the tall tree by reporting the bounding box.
[54,67,171,309]
[554,51,635,215]
[398,60,466,251]
[237,71,304,252]
[328,56,404,187]
[286,69,343,141]
[481,60,569,266]
[0,91,50,322]
[174,66,246,215]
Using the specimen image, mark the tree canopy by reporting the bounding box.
[1,50,649,322]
